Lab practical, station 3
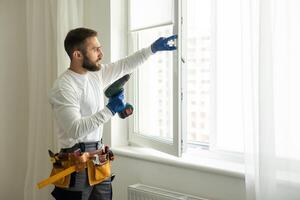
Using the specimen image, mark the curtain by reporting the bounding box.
[243,0,300,199]
[24,0,83,199]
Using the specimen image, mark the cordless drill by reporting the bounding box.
[104,74,133,119]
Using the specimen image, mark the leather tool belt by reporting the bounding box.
[37,144,114,189]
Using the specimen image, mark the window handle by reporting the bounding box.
[181,57,186,63]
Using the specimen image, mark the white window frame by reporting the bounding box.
[127,0,183,157]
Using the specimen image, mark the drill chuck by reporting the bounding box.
[105,74,130,98]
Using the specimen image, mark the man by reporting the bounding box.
[48,27,177,200]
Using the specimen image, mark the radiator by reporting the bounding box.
[128,183,209,200]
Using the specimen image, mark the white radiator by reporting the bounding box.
[128,183,209,200]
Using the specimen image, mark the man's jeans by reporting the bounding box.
[51,169,113,200]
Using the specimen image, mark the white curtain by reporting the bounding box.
[243,0,300,199]
[24,0,83,199]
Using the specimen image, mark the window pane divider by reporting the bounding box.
[129,22,174,33]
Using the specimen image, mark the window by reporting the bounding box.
[128,0,180,156]
[128,0,244,158]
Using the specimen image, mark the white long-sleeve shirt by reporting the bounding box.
[49,46,153,149]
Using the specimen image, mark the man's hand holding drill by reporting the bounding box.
[106,90,126,115]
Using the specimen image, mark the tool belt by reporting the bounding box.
[37,143,114,189]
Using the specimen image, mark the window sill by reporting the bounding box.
[112,145,245,179]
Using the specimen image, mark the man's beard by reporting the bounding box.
[82,54,101,71]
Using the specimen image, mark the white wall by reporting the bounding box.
[112,156,245,200]
[0,0,28,199]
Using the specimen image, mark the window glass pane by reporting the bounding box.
[215,0,244,153]
[133,26,173,140]
[186,0,244,153]
[186,0,212,145]
[130,0,173,30]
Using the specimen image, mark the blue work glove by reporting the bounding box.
[106,90,126,115]
[151,35,178,53]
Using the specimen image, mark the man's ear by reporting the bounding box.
[73,50,82,59]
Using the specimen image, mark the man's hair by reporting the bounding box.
[64,27,97,60]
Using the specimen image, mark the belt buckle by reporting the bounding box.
[78,143,85,152]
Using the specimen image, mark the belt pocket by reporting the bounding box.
[50,164,71,188]
[87,160,111,186]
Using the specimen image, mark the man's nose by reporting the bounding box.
[98,49,103,59]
